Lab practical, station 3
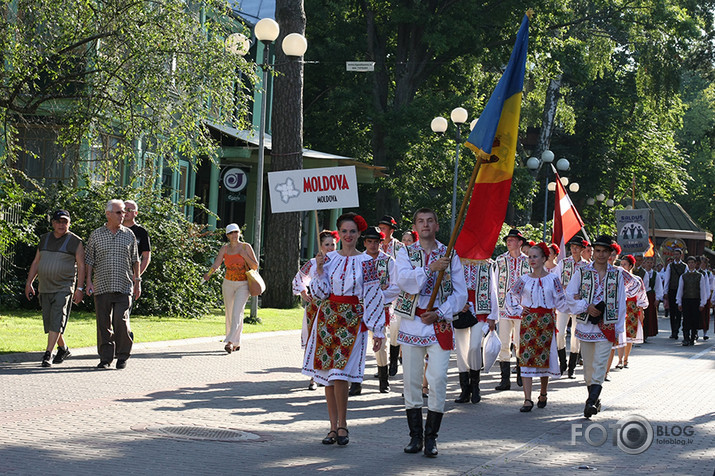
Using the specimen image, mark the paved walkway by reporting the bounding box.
[1,315,713,476]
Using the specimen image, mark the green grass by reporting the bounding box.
[0,307,304,354]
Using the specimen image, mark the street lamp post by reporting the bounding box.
[527,151,570,241]
[251,18,307,318]
[431,107,468,231]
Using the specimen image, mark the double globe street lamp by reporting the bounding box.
[526,151,571,241]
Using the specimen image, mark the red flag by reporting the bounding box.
[552,169,585,259]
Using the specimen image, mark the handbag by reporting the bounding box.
[452,309,479,329]
[246,269,266,296]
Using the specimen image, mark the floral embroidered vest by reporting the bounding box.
[577,268,620,324]
[394,243,452,320]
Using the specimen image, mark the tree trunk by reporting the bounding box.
[262,0,306,308]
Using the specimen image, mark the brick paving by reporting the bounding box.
[1,316,713,476]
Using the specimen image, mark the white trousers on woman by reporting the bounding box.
[454,325,484,372]
[402,343,450,413]
[223,279,249,345]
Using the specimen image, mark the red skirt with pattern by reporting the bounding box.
[518,307,555,369]
[626,297,642,340]
[313,295,364,371]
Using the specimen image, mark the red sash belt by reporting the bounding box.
[467,289,476,304]
[329,294,359,304]
[415,307,427,317]
[415,307,453,351]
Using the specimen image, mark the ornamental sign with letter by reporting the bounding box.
[267,166,359,213]
[223,167,248,192]
[615,209,650,254]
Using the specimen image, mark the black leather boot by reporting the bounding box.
[454,372,471,403]
[423,410,443,457]
[495,361,511,391]
[516,362,523,387]
[567,352,578,379]
[378,366,390,393]
[404,408,423,453]
[584,384,602,419]
[389,345,400,377]
[469,369,481,403]
[348,382,362,396]
[558,348,567,375]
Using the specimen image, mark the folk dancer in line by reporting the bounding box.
[566,235,627,419]
[553,236,588,378]
[292,230,338,390]
[506,242,568,412]
[453,256,498,404]
[494,229,531,391]
[394,208,467,457]
[303,213,385,446]
[545,243,559,272]
[676,256,709,347]
[633,256,663,342]
[378,215,406,377]
[358,226,400,395]
[663,249,686,339]
[697,257,713,341]
[613,255,649,370]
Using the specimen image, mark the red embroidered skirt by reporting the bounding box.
[625,297,642,340]
[518,307,555,369]
[313,294,364,371]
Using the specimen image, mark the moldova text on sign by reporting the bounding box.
[267,166,360,213]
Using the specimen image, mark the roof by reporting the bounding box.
[228,0,275,24]
[634,200,705,232]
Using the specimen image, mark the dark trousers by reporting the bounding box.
[682,298,700,342]
[95,292,133,363]
[668,289,682,337]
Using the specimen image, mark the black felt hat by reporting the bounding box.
[503,229,527,244]
[378,215,398,229]
[592,235,615,250]
[567,235,586,247]
[363,226,384,240]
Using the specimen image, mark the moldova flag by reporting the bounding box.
[455,14,530,260]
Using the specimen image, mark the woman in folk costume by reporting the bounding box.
[453,258,498,404]
[618,255,649,369]
[545,243,559,272]
[698,256,713,340]
[506,242,569,412]
[303,212,385,446]
[634,256,664,342]
[292,230,338,390]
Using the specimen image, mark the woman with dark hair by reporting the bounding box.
[506,242,568,412]
[402,230,418,245]
[303,212,385,446]
[293,230,339,390]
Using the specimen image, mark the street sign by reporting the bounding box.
[346,61,375,72]
[267,166,359,213]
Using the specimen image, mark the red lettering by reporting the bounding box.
[304,177,312,192]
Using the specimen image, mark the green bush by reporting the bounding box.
[2,178,225,318]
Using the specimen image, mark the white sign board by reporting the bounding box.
[346,61,375,72]
[267,166,360,213]
[615,209,650,254]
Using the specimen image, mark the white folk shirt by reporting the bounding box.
[461,260,499,321]
[495,251,530,321]
[505,273,569,316]
[675,270,710,307]
[641,268,664,301]
[364,250,400,306]
[381,237,404,260]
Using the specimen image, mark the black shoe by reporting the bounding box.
[116,359,127,369]
[348,382,362,396]
[97,361,111,369]
[41,351,52,367]
[469,369,481,404]
[336,427,349,446]
[52,346,71,364]
[516,363,523,387]
[378,366,390,393]
[537,393,548,408]
[423,411,443,457]
[494,361,511,391]
[454,371,471,403]
[519,399,534,412]
[704,335,710,340]
[567,352,579,379]
[404,408,423,453]
[322,430,337,445]
[682,340,691,346]
[558,348,567,375]
[669,335,677,339]
[389,345,400,377]
[584,384,602,419]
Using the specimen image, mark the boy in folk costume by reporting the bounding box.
[610,255,648,371]
[453,258,498,404]
[676,256,709,346]
[633,256,663,342]
[566,235,627,419]
[553,235,589,378]
[494,229,531,391]
[378,215,406,376]
[359,226,400,395]
[395,208,467,457]
[663,249,687,339]
[697,257,713,341]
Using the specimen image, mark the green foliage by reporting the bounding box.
[2,179,225,318]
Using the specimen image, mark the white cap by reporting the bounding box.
[225,223,240,234]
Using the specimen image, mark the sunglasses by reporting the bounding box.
[113,210,126,215]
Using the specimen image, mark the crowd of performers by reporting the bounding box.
[291,210,714,456]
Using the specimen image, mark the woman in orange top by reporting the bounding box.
[204,223,258,353]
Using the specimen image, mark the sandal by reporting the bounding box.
[520,399,534,412]
[422,386,429,398]
[224,343,233,354]
[623,361,629,369]
[336,427,349,446]
[322,430,337,445]
[615,363,623,370]
[537,393,548,408]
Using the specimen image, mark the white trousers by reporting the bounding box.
[556,311,581,353]
[402,343,450,413]
[497,318,521,362]
[372,330,388,366]
[579,340,612,386]
[454,325,485,372]
[389,314,401,346]
[222,279,249,345]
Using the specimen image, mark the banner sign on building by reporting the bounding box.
[615,209,650,254]
[267,166,359,213]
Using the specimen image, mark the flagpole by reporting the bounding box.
[426,156,484,310]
